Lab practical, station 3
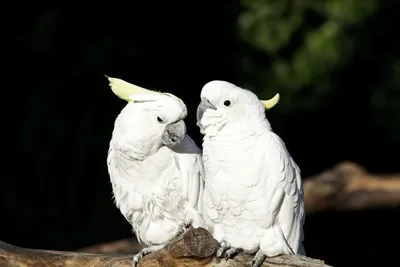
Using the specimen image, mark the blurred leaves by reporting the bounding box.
[239,0,304,54]
[238,0,379,107]
[324,0,377,24]
[238,0,400,150]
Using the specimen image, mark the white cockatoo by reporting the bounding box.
[106,76,205,267]
[196,81,305,267]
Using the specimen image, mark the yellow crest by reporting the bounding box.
[105,75,161,102]
[261,93,280,110]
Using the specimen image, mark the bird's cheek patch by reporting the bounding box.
[201,111,215,125]
[202,112,225,130]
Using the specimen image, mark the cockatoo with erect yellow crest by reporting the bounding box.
[106,76,205,267]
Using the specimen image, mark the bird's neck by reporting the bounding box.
[108,143,173,185]
[110,136,163,161]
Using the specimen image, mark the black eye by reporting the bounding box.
[157,116,163,123]
[223,100,231,107]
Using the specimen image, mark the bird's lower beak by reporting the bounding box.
[196,99,216,124]
[162,120,187,148]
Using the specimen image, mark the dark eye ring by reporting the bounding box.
[224,100,231,107]
[157,116,163,123]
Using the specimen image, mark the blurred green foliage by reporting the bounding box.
[239,0,375,97]
[239,0,399,140]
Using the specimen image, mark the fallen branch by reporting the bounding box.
[0,228,330,267]
[303,161,400,214]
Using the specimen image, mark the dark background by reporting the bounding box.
[2,2,399,267]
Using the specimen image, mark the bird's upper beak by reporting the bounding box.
[196,99,217,124]
[162,120,187,148]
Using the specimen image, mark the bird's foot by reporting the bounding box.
[216,243,242,260]
[223,247,242,260]
[216,242,230,258]
[251,250,267,267]
[132,245,163,267]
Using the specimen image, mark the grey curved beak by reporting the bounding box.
[196,99,216,124]
[162,120,187,148]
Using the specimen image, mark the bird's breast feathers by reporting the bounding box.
[107,147,191,245]
[203,132,304,229]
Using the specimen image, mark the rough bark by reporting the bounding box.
[0,228,330,267]
[0,240,132,267]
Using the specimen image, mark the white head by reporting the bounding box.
[196,80,279,135]
[107,76,188,158]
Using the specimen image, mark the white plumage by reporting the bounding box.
[197,80,305,267]
[106,76,205,266]
[107,135,204,244]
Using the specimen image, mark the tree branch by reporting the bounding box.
[0,228,330,267]
[78,237,142,254]
[304,161,400,215]
[0,240,132,267]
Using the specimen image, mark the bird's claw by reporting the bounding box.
[216,244,230,258]
[224,247,242,260]
[216,243,242,260]
[132,252,142,267]
[132,245,163,267]
[251,250,267,267]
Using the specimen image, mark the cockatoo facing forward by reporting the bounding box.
[197,81,305,267]
[106,76,205,267]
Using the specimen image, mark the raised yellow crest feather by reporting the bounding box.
[261,93,280,110]
[105,75,161,102]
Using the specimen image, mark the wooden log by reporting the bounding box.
[303,161,400,214]
[0,228,330,267]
